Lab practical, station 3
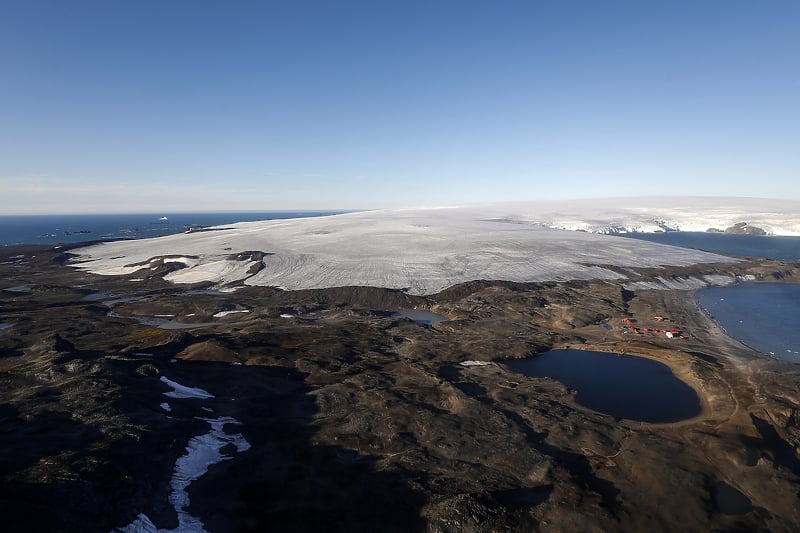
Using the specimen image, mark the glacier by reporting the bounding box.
[70,198,797,295]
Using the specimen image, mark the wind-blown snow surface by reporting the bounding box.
[73,202,750,295]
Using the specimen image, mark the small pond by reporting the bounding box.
[391,309,448,326]
[0,322,14,333]
[505,349,701,423]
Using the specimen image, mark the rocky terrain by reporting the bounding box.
[1,242,800,532]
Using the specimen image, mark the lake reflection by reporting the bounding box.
[505,349,701,423]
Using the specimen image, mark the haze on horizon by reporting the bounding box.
[1,1,799,215]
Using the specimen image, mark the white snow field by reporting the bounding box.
[69,198,792,295]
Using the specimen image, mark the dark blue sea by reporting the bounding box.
[0,212,345,246]
[621,231,800,261]
[621,233,800,363]
[697,283,800,364]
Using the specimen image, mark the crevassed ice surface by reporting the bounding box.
[74,205,739,295]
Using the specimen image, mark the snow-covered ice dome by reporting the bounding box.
[69,199,785,295]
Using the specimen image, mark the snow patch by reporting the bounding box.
[115,513,157,533]
[702,274,736,286]
[212,310,250,318]
[460,360,494,367]
[164,259,258,286]
[160,376,214,399]
[114,417,249,533]
[163,417,250,532]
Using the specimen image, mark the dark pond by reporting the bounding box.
[712,481,753,515]
[505,349,701,423]
[392,309,448,326]
[696,283,800,363]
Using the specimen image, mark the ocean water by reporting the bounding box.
[623,232,800,364]
[0,211,345,246]
[696,283,800,363]
[621,232,800,261]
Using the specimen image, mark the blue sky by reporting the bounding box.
[1,0,798,214]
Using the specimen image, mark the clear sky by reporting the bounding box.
[1,0,798,214]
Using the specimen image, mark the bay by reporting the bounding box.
[696,283,800,363]
[621,232,800,261]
